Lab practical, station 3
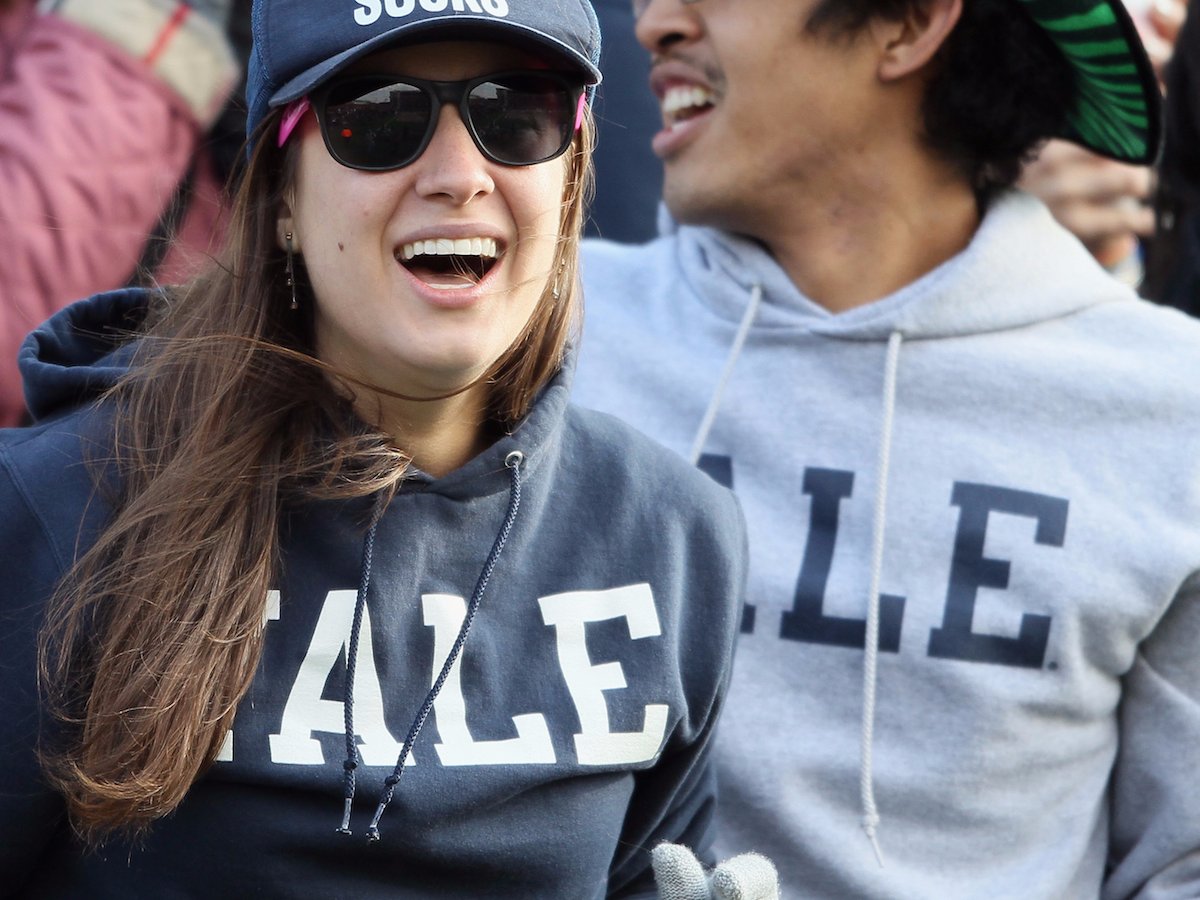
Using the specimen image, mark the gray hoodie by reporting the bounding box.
[573,191,1200,898]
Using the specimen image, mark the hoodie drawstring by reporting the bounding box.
[687,280,903,866]
[337,450,525,842]
[336,492,387,835]
[860,330,903,867]
[688,284,763,466]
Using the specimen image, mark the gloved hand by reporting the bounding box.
[652,842,780,900]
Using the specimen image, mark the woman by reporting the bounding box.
[0,1,747,896]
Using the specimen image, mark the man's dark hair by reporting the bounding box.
[807,0,1077,208]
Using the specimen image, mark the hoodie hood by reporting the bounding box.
[662,191,1133,341]
[18,288,149,424]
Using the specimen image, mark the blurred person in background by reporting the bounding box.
[0,0,241,427]
[1019,0,1188,289]
[1144,1,1199,309]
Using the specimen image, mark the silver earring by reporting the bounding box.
[285,231,298,311]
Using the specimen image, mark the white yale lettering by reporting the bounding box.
[269,589,405,765]
[221,585,668,767]
[354,0,508,27]
[539,585,669,766]
[425,593,556,766]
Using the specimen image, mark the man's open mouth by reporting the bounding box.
[662,84,716,128]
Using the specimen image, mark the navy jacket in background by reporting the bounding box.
[1145,9,1200,312]
[587,0,663,244]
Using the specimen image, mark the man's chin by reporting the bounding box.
[663,182,738,233]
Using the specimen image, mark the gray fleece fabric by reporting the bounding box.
[573,191,1200,898]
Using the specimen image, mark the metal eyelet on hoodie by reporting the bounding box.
[337,450,525,842]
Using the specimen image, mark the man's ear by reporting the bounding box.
[870,0,962,83]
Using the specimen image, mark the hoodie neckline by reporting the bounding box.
[669,191,1137,342]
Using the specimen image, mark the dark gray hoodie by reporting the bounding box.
[0,288,748,898]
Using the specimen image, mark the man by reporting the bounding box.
[571,0,1200,895]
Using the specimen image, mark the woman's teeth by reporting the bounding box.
[398,237,499,261]
[396,237,501,289]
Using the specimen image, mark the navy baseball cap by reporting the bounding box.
[246,0,602,143]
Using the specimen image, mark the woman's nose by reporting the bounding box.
[412,106,496,205]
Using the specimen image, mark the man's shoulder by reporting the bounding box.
[578,235,690,342]
[581,235,678,284]
[1073,294,1200,367]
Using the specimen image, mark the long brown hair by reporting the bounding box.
[38,106,595,843]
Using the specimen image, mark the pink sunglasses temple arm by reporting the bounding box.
[278,97,312,148]
[575,93,587,132]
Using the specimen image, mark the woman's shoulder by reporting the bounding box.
[0,404,116,571]
[1,399,111,476]
[561,402,742,522]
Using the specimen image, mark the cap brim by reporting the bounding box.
[268,16,601,110]
[1017,0,1162,164]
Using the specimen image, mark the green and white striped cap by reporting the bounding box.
[1017,0,1162,164]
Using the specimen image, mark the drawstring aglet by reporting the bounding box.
[366,803,387,843]
[336,797,354,835]
[366,774,400,843]
[862,813,886,868]
[336,757,358,834]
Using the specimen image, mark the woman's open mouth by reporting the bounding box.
[396,237,501,290]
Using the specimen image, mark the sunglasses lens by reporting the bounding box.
[323,80,432,169]
[468,75,575,166]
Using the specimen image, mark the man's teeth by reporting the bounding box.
[399,237,499,261]
[662,85,715,121]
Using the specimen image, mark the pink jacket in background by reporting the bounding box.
[0,0,239,426]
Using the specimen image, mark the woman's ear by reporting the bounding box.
[871,0,963,83]
[277,194,299,252]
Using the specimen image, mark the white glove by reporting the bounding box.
[652,842,780,900]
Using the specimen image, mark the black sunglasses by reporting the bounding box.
[310,71,586,171]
